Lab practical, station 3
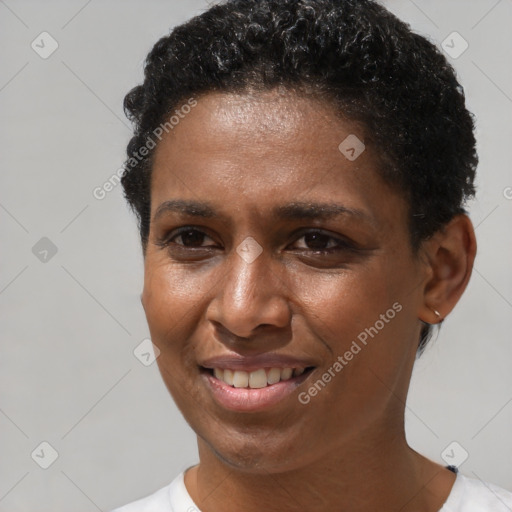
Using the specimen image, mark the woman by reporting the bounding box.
[111,0,512,510]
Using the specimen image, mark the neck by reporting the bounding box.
[185,423,456,512]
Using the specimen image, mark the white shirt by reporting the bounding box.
[109,470,512,512]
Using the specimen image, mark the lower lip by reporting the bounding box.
[201,369,314,413]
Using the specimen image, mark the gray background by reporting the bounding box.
[1,0,511,510]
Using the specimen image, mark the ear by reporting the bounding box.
[418,214,477,324]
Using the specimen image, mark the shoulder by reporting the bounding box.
[108,470,198,512]
[108,482,172,512]
[441,473,512,511]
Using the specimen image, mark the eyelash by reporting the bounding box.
[157,226,355,254]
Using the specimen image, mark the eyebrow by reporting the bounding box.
[153,199,374,225]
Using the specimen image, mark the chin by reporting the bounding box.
[202,427,305,474]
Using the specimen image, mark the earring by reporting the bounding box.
[431,308,442,322]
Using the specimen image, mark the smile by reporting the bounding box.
[208,367,313,389]
[200,365,316,412]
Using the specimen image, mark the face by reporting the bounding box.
[142,90,427,473]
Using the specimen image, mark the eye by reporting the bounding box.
[156,227,356,255]
[163,227,216,248]
[290,230,354,252]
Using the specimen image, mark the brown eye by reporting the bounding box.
[291,230,353,252]
[302,232,335,250]
[166,227,216,248]
[174,229,207,247]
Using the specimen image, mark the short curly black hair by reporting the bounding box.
[121,0,477,353]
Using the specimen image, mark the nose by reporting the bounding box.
[205,240,291,339]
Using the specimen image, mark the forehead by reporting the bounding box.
[150,90,404,227]
[154,90,348,165]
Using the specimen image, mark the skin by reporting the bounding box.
[141,89,477,512]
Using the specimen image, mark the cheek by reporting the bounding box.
[289,261,415,406]
[142,262,211,411]
[289,261,404,341]
[141,261,207,376]
[142,260,212,330]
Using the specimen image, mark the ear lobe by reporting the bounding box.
[418,214,477,324]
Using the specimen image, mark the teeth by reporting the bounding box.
[281,368,293,380]
[248,369,267,388]
[211,367,309,388]
[223,369,234,386]
[267,367,281,385]
[233,370,249,388]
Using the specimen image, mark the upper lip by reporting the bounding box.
[200,352,317,372]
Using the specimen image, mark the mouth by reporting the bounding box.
[199,365,317,412]
[200,366,316,389]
